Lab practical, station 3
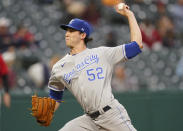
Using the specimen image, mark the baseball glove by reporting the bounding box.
[31,95,56,126]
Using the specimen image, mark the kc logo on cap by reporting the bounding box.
[81,28,84,32]
[69,19,74,24]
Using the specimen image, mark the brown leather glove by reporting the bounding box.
[31,95,56,126]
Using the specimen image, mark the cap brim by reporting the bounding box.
[60,24,87,36]
[60,24,77,31]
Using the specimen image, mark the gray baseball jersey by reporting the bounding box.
[48,45,127,113]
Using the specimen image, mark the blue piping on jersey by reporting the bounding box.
[125,41,142,59]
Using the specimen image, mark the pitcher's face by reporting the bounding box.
[65,28,82,48]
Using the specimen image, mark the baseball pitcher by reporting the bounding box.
[31,3,143,131]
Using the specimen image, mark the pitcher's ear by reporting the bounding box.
[81,32,87,40]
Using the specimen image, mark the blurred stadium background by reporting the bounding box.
[0,0,183,130]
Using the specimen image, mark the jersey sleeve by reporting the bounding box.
[48,65,65,91]
[102,41,142,64]
[102,45,127,64]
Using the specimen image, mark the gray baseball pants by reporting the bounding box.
[59,99,137,131]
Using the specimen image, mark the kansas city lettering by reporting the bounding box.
[76,54,99,71]
[64,54,99,83]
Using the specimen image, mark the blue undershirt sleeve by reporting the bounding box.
[125,41,142,59]
[49,89,64,103]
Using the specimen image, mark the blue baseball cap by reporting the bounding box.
[60,18,93,37]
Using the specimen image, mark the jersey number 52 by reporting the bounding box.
[86,67,104,81]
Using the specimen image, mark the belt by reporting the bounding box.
[88,105,111,119]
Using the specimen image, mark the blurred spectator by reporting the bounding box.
[155,0,168,19]
[27,55,61,89]
[82,1,101,25]
[0,18,16,89]
[140,14,175,49]
[105,30,118,47]
[60,0,87,23]
[2,47,16,88]
[157,15,175,47]
[65,0,87,18]
[27,62,50,89]
[0,54,11,108]
[0,17,14,53]
[112,64,138,92]
[168,0,183,34]
[162,29,175,47]
[140,19,162,49]
[2,47,16,66]
[13,24,36,49]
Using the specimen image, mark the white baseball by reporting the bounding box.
[118,3,125,10]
